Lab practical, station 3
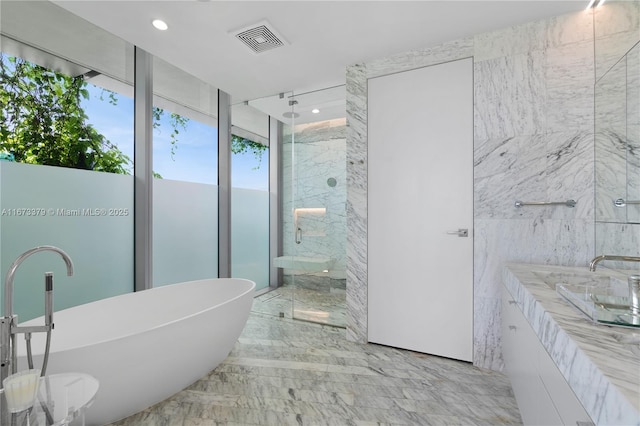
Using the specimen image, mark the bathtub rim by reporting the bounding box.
[20,277,256,354]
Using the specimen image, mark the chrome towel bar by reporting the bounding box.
[514,199,576,208]
[614,198,640,207]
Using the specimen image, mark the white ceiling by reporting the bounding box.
[1,0,587,125]
[51,0,587,106]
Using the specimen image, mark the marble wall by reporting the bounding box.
[282,119,347,278]
[346,9,599,370]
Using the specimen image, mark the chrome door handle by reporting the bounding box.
[446,228,468,237]
[295,227,302,244]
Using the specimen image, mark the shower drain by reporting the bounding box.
[260,293,282,303]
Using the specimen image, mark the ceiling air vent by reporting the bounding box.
[232,21,287,54]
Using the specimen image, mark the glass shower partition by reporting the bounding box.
[287,88,347,327]
[246,87,347,327]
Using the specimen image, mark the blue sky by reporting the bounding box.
[82,84,269,191]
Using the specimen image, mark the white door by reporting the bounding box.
[367,58,473,362]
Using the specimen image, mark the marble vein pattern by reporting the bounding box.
[346,7,605,370]
[473,133,548,220]
[252,283,346,328]
[503,263,640,425]
[596,223,640,264]
[473,218,595,370]
[545,40,595,133]
[594,1,640,81]
[108,308,522,426]
[473,19,545,62]
[545,131,594,221]
[473,51,546,141]
[345,63,369,344]
[472,10,600,368]
[545,8,595,49]
[595,53,629,224]
[282,119,347,278]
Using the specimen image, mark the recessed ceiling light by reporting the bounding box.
[152,19,168,31]
[312,108,320,114]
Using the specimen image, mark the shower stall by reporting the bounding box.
[251,86,347,328]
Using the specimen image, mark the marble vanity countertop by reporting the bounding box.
[503,263,640,426]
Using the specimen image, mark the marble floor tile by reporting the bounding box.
[252,285,347,328]
[109,304,522,426]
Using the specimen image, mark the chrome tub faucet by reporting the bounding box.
[1,246,73,388]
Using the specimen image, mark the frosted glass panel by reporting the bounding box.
[153,179,218,286]
[151,55,218,288]
[231,188,269,291]
[231,102,270,291]
[0,162,133,321]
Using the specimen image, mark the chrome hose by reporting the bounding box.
[25,332,34,370]
[42,272,53,376]
[41,328,51,376]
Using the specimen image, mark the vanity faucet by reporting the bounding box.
[589,255,640,272]
[1,246,74,387]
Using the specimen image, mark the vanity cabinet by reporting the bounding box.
[501,285,594,426]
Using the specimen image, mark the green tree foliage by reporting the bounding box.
[153,107,188,160]
[231,135,267,170]
[0,54,131,173]
[0,53,268,175]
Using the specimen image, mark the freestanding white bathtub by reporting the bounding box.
[17,278,255,425]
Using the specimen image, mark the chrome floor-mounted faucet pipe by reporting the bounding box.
[0,246,73,388]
